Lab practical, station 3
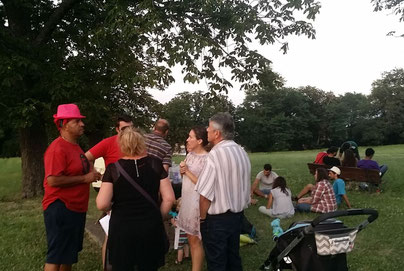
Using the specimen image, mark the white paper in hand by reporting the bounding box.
[99,214,110,235]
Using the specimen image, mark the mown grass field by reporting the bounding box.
[1,145,404,270]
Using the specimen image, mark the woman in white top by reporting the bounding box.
[259,176,295,219]
[177,126,209,271]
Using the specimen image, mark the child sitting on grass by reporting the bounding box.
[258,176,295,218]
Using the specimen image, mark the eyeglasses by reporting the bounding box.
[80,154,90,174]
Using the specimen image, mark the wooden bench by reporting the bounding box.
[307,163,381,185]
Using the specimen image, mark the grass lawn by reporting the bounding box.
[1,145,404,270]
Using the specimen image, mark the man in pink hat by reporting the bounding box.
[42,104,101,271]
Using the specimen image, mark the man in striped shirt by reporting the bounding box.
[195,112,251,271]
[144,119,172,172]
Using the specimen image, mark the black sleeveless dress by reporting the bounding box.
[102,157,168,271]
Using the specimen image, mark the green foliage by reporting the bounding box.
[162,91,235,149]
[0,0,321,193]
[237,76,319,151]
[96,0,320,92]
[372,0,404,36]
[370,68,404,144]
[327,92,372,145]
[372,0,404,21]
[298,86,336,146]
[236,68,404,151]
[0,124,20,158]
[0,0,164,145]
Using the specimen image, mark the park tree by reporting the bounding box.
[298,86,336,147]
[0,0,162,197]
[268,88,315,150]
[0,0,320,197]
[326,92,371,145]
[162,91,235,150]
[237,69,316,151]
[370,68,404,144]
[239,87,317,151]
[236,70,284,151]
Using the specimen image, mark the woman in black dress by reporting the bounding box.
[96,127,175,271]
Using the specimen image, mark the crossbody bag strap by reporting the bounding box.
[114,161,160,210]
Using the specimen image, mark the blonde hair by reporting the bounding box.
[119,127,146,157]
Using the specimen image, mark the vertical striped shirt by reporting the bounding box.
[144,133,172,167]
[195,140,251,215]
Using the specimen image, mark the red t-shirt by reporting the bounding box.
[88,135,122,167]
[314,152,327,164]
[42,137,90,212]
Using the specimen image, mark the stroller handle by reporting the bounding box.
[309,208,378,230]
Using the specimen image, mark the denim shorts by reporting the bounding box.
[295,203,312,212]
[44,200,86,264]
[260,188,271,195]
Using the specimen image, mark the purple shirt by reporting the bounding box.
[357,159,380,171]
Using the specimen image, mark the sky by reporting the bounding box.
[149,0,404,106]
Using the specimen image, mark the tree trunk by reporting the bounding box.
[20,122,48,198]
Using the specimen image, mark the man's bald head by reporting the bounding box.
[154,119,169,137]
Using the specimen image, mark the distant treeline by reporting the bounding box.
[162,68,404,152]
[1,68,403,156]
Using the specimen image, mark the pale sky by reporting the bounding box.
[149,0,404,106]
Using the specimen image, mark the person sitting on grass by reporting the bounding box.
[328,166,351,209]
[258,176,295,218]
[295,168,337,213]
[251,164,278,199]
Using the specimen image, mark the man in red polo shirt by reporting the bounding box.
[43,104,101,271]
[85,115,133,167]
[84,115,133,268]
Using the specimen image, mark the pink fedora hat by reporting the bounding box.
[53,104,86,119]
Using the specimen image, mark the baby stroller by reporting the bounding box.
[260,209,378,271]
